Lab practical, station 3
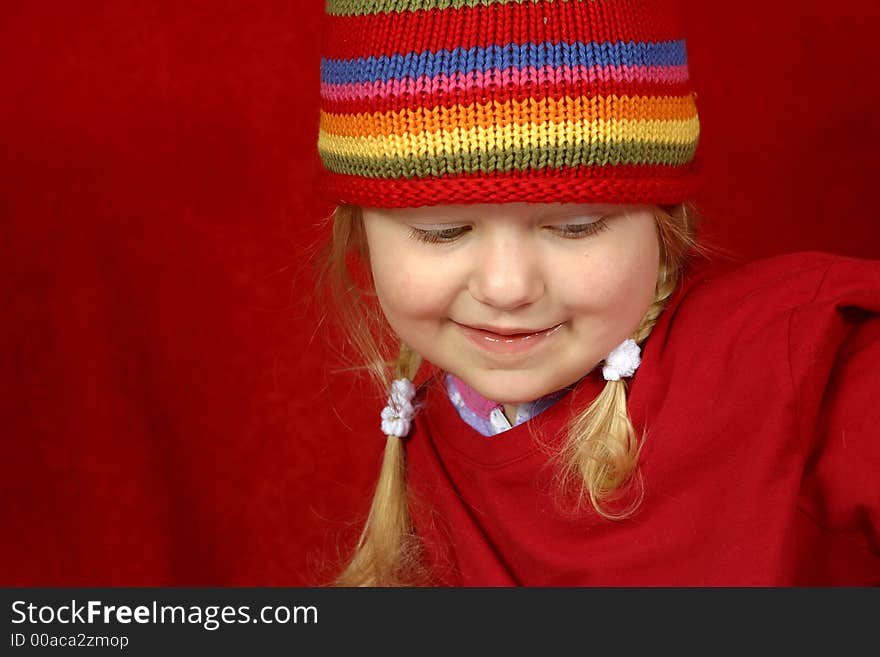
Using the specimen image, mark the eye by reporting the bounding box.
[408,226,470,243]
[407,218,609,243]
[546,218,609,239]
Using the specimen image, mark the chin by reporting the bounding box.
[464,371,557,405]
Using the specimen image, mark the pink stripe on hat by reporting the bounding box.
[320,64,690,103]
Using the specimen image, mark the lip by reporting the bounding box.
[456,322,564,355]
[465,324,548,336]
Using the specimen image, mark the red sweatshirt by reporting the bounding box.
[404,252,880,586]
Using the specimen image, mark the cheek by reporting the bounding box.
[370,250,455,322]
[615,237,660,306]
[560,231,659,315]
[364,220,450,326]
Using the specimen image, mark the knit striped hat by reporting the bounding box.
[317,0,701,208]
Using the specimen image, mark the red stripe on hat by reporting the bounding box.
[318,163,703,209]
[322,1,685,60]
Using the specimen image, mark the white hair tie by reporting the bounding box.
[380,378,416,437]
[602,339,641,381]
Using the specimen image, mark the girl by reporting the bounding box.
[316,0,880,586]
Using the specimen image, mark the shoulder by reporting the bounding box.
[676,248,880,431]
[651,251,880,417]
[676,250,875,310]
[648,251,880,551]
[668,251,880,337]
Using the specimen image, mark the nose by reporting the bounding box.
[468,232,545,310]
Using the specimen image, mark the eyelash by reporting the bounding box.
[407,219,610,244]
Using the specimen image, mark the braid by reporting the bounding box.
[554,204,698,519]
[335,342,426,586]
[393,342,421,382]
[634,202,696,343]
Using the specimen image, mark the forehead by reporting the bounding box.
[366,202,630,221]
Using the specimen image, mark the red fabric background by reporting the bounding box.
[2,1,878,585]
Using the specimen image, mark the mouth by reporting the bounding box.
[464,324,562,339]
[465,324,557,337]
[455,322,564,354]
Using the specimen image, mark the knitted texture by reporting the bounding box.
[318,0,701,208]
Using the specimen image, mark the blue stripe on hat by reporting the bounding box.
[321,39,688,85]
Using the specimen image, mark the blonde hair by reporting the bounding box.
[317,202,702,585]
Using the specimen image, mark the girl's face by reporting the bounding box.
[362,203,660,403]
